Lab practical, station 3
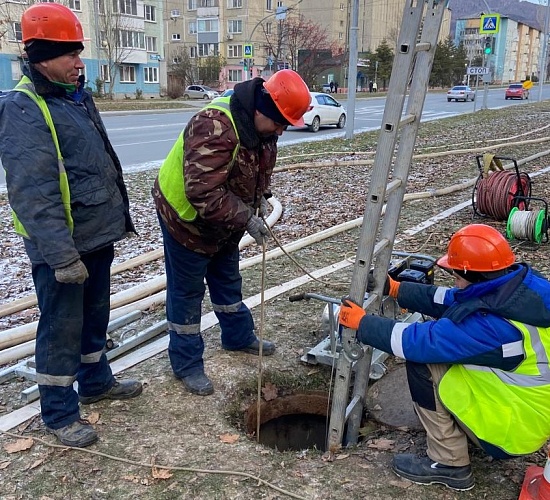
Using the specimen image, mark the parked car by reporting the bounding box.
[505,83,529,100]
[221,89,234,97]
[446,85,475,102]
[321,83,332,93]
[183,85,220,100]
[301,92,346,132]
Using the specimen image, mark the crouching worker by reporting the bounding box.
[152,70,311,396]
[0,3,142,447]
[339,224,550,491]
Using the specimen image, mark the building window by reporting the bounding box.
[228,69,243,81]
[189,46,197,57]
[69,0,82,11]
[144,4,156,21]
[117,0,138,16]
[189,21,197,34]
[198,43,218,56]
[10,22,22,41]
[266,0,272,10]
[101,64,111,82]
[227,0,242,7]
[265,22,272,35]
[120,65,136,82]
[188,0,197,10]
[145,36,157,52]
[338,32,343,40]
[120,30,145,49]
[228,19,242,34]
[144,67,159,83]
[228,44,242,58]
[172,33,181,41]
[198,0,217,6]
[11,60,22,80]
[197,19,219,33]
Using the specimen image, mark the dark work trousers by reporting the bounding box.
[158,215,256,379]
[32,245,116,429]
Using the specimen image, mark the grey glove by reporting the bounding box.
[259,197,270,218]
[246,215,269,246]
[54,259,89,284]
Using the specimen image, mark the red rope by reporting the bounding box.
[476,171,530,221]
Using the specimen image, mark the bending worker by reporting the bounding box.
[0,3,142,448]
[152,70,311,396]
[339,224,550,491]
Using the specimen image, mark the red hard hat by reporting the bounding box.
[22,3,84,44]
[263,70,311,127]
[437,224,515,272]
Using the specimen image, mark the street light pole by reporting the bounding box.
[537,0,550,102]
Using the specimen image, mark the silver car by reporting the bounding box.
[447,85,475,102]
[302,92,347,132]
[183,85,220,100]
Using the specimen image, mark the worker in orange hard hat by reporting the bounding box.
[0,3,142,448]
[339,224,550,491]
[152,69,310,396]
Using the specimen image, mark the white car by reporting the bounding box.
[302,92,347,132]
[446,85,475,102]
[183,85,220,100]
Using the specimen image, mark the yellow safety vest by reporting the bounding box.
[157,96,240,222]
[439,320,550,455]
[9,76,73,238]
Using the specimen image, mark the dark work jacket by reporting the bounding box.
[0,66,135,268]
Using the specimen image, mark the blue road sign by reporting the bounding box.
[244,44,253,58]
[480,14,500,34]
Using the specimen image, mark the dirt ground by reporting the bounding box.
[1,102,550,499]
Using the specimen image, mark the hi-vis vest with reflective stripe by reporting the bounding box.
[10,76,73,238]
[439,320,550,455]
[157,96,239,222]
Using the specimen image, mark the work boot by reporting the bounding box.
[392,454,474,491]
[235,339,276,356]
[79,379,143,405]
[181,372,214,396]
[46,419,98,448]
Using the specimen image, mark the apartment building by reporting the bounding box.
[455,15,542,84]
[0,0,163,97]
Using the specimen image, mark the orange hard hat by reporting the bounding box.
[263,70,311,127]
[22,3,84,44]
[437,224,515,272]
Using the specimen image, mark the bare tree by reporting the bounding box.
[94,0,139,99]
[168,45,198,92]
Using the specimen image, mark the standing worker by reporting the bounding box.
[152,70,311,396]
[0,3,142,448]
[339,224,550,491]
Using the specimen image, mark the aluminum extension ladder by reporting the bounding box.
[327,0,449,451]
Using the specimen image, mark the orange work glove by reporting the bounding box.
[387,276,400,299]
[339,299,366,330]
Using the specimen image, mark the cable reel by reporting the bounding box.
[506,196,549,244]
[472,155,531,221]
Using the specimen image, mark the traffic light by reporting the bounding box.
[484,36,492,55]
[243,59,248,72]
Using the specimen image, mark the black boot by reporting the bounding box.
[181,372,214,396]
[392,454,474,491]
[239,339,275,356]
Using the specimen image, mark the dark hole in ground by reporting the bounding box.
[245,391,336,452]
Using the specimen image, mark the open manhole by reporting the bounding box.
[245,391,330,451]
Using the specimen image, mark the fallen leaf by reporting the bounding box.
[322,451,335,462]
[335,453,350,460]
[367,438,395,451]
[262,382,278,401]
[0,461,11,469]
[122,475,140,483]
[87,411,100,424]
[152,467,173,479]
[219,433,239,444]
[29,459,45,470]
[4,438,34,454]
[307,369,320,376]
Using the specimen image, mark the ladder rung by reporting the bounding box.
[399,114,416,127]
[345,395,362,421]
[416,42,431,52]
[386,178,403,195]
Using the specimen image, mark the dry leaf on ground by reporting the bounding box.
[219,433,240,444]
[3,438,34,454]
[262,382,278,401]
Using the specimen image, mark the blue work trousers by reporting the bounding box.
[32,245,116,429]
[158,215,255,378]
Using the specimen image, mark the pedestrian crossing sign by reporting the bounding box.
[480,14,500,34]
[244,44,253,58]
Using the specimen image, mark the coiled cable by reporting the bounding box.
[476,171,531,221]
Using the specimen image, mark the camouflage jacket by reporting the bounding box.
[153,77,277,255]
